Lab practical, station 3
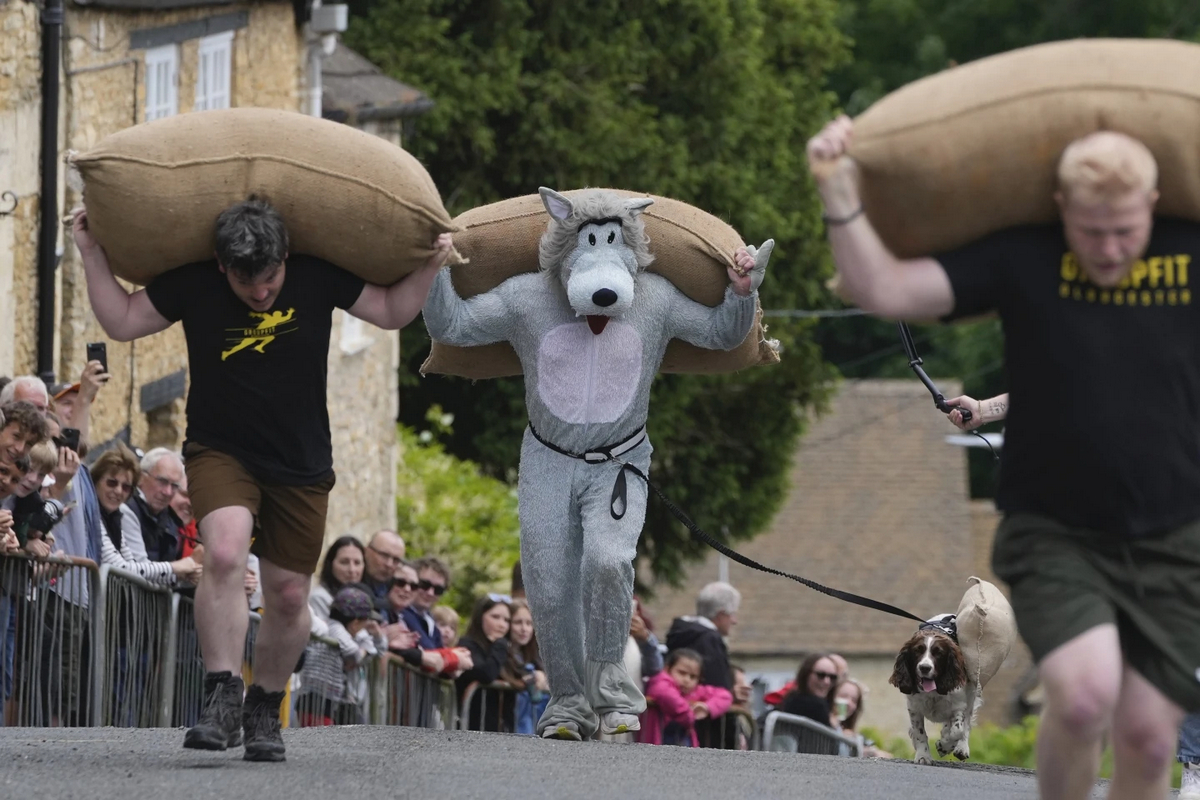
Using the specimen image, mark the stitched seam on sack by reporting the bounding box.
[462,204,739,268]
[74,153,453,228]
[857,84,1200,143]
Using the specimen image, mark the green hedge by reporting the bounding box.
[861,717,1183,788]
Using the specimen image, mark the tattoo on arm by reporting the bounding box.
[987,399,1008,421]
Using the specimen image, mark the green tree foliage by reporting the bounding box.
[395,408,520,615]
[347,0,851,586]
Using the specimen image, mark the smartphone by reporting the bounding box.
[86,341,108,373]
[59,428,81,453]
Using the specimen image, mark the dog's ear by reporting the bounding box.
[889,640,916,695]
[937,639,969,695]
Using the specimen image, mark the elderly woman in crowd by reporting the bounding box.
[95,443,200,585]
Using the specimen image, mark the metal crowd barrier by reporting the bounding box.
[0,553,101,727]
[96,565,174,727]
[370,653,457,729]
[458,680,520,733]
[761,710,862,756]
[694,706,759,751]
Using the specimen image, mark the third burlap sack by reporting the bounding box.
[850,38,1200,258]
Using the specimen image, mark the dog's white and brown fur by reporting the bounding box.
[889,620,981,765]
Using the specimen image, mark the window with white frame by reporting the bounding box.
[144,45,179,121]
[195,31,233,111]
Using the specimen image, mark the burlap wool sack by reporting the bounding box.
[956,577,1017,691]
[68,107,459,286]
[849,38,1200,258]
[421,189,780,379]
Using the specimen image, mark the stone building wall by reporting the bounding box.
[4,0,398,557]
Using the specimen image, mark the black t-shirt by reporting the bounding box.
[145,255,366,484]
[939,217,1200,537]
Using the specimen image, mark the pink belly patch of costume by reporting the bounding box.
[536,321,642,424]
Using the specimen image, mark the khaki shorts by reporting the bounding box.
[183,443,335,575]
[992,512,1200,712]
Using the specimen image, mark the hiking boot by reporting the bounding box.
[1181,762,1200,800]
[600,711,640,735]
[242,684,287,762]
[183,672,244,751]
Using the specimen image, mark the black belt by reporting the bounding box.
[526,422,928,625]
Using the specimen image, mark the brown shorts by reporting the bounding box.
[183,443,335,575]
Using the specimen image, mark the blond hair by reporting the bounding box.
[27,440,57,475]
[1057,131,1158,205]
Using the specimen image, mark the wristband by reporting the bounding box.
[822,207,864,226]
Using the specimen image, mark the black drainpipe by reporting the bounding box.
[37,0,64,386]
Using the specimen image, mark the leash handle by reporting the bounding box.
[620,463,928,625]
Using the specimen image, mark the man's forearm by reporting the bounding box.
[980,393,1010,424]
[380,264,440,330]
[80,246,136,340]
[818,178,902,314]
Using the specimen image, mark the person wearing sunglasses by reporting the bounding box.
[778,652,844,754]
[93,443,201,587]
[402,556,452,650]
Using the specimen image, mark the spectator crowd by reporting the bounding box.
[0,362,888,750]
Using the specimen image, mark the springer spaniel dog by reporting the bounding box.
[889,614,981,765]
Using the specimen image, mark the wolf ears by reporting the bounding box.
[539,187,575,221]
[538,187,655,221]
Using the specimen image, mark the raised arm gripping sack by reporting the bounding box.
[68,107,459,285]
[849,38,1200,258]
[955,577,1017,692]
[420,189,780,378]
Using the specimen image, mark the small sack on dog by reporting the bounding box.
[421,189,780,378]
[850,38,1200,258]
[69,107,459,286]
[955,576,1017,691]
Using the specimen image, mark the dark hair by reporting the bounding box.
[412,555,451,585]
[665,648,703,671]
[319,536,367,594]
[463,595,511,646]
[793,652,838,703]
[1,401,49,443]
[511,559,523,594]
[634,595,654,633]
[833,677,866,732]
[506,598,541,670]
[214,198,289,279]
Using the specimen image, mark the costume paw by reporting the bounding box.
[743,239,774,293]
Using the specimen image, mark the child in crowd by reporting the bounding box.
[639,648,732,747]
[431,603,460,648]
[327,585,388,723]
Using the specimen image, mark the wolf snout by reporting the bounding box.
[592,288,618,307]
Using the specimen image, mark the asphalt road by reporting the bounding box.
[0,726,1131,800]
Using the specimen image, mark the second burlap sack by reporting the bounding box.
[955,577,1018,692]
[420,190,780,379]
[69,107,459,286]
[849,37,1200,258]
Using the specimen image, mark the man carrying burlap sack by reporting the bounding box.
[808,117,1200,800]
[73,200,453,761]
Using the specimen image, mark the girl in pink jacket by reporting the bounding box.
[638,648,733,746]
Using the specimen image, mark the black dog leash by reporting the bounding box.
[898,322,999,462]
[529,423,929,625]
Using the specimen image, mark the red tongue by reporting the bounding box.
[921,679,937,693]
[586,315,610,335]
